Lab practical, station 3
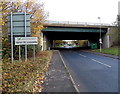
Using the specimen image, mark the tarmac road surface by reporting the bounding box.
[60,50,118,92]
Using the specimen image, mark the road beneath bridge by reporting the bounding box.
[60,50,118,92]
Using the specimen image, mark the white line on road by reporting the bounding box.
[113,59,118,61]
[91,59,111,68]
[79,54,87,57]
[58,51,80,92]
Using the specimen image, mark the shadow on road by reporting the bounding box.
[51,47,91,51]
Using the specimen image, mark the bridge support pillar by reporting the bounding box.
[43,34,47,50]
[43,33,53,50]
[102,28,111,48]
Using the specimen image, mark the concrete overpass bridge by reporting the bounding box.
[41,21,114,50]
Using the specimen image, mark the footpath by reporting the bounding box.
[42,51,77,92]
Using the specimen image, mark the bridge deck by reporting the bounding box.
[42,26,107,33]
[43,21,113,28]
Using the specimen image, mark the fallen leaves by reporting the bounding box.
[2,51,52,92]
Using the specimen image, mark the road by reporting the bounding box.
[60,50,118,92]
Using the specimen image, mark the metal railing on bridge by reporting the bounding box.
[44,20,113,27]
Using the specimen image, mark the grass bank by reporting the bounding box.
[92,47,120,56]
[2,51,52,92]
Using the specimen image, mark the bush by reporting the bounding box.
[2,37,11,60]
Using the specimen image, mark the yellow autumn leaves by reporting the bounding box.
[1,0,47,44]
[2,51,52,92]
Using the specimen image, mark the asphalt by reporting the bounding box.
[42,51,77,92]
[60,50,118,92]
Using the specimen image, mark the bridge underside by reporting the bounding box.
[42,26,108,50]
[44,31,105,40]
[43,31,106,50]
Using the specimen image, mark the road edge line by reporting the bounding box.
[58,51,80,92]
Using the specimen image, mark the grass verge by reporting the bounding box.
[2,51,52,92]
[92,47,120,56]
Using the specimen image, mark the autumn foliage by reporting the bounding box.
[2,51,52,92]
[1,0,48,59]
[1,1,50,92]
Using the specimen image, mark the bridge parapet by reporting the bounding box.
[44,20,113,28]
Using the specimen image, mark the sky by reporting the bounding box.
[41,0,120,24]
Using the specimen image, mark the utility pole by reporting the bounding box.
[98,17,102,52]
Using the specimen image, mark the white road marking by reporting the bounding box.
[79,54,87,57]
[58,51,80,92]
[113,59,118,61]
[91,59,111,68]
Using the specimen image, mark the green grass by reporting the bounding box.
[92,47,120,56]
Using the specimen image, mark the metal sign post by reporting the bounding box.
[11,12,14,63]
[19,45,21,63]
[99,38,102,52]
[24,12,27,61]
[33,45,35,62]
[8,12,31,62]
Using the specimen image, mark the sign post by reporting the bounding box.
[24,12,27,61]
[11,12,14,63]
[19,45,21,63]
[33,45,35,62]
[8,12,31,62]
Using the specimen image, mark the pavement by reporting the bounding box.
[42,50,77,92]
